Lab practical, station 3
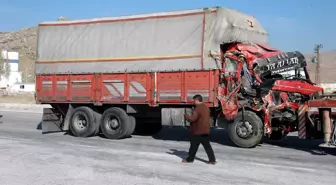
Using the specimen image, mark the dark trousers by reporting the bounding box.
[186,134,216,162]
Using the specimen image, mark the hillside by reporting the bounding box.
[0,27,37,82]
[305,50,336,83]
[0,27,335,83]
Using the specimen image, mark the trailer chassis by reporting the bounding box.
[308,95,336,148]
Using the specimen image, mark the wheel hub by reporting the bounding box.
[236,121,253,138]
[74,115,88,131]
[105,117,120,133]
[109,119,119,129]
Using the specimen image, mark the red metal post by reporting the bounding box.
[35,76,41,102]
[66,74,71,101]
[322,109,332,143]
[181,71,186,102]
[51,74,56,101]
[124,74,129,102]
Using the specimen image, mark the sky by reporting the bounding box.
[0,0,335,53]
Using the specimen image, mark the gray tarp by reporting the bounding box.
[35,7,268,75]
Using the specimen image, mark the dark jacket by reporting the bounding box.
[184,103,211,135]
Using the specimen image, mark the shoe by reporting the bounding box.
[319,142,336,148]
[206,161,217,165]
[182,159,193,163]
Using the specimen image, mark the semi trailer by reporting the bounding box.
[36,6,333,148]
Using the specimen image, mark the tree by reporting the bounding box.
[0,57,11,80]
[57,16,69,21]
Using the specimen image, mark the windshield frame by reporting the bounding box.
[274,66,313,83]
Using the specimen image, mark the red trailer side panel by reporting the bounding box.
[36,70,219,107]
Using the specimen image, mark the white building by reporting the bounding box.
[10,83,35,92]
[319,83,336,94]
[0,50,22,87]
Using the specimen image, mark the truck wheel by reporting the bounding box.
[100,107,131,139]
[69,106,97,137]
[125,116,136,137]
[228,110,264,148]
[92,111,102,136]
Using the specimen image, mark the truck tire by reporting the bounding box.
[69,106,98,137]
[100,107,131,139]
[125,116,136,137]
[228,110,264,148]
[92,111,102,136]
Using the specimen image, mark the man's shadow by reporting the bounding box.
[166,149,208,163]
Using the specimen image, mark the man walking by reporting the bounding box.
[183,94,216,164]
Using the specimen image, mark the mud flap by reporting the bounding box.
[161,108,192,127]
[42,108,63,134]
[161,108,216,127]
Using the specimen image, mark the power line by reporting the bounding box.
[314,44,323,84]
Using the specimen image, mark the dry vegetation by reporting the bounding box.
[0,89,35,104]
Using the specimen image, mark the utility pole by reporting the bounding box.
[314,44,323,85]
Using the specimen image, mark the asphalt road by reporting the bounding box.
[0,109,335,185]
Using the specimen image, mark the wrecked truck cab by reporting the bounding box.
[253,51,310,82]
[217,43,323,148]
[252,51,323,96]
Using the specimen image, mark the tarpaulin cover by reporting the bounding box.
[35,7,268,75]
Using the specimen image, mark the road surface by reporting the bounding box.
[0,109,335,185]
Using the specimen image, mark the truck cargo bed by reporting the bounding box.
[36,70,219,107]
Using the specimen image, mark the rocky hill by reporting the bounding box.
[0,27,37,82]
[0,27,335,84]
[305,50,336,83]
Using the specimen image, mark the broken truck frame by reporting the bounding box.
[305,95,336,147]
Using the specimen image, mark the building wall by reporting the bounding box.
[319,83,336,93]
[0,50,22,86]
[10,83,35,92]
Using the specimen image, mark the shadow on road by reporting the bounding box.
[152,126,236,147]
[166,149,208,163]
[154,126,336,156]
[36,121,42,130]
[265,136,336,156]
[35,120,336,156]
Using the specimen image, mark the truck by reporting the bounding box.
[36,6,335,148]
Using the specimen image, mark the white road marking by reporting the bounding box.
[0,109,42,114]
[251,162,316,172]
[0,136,32,142]
[58,141,179,160]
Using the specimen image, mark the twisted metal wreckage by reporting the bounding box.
[212,42,335,148]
